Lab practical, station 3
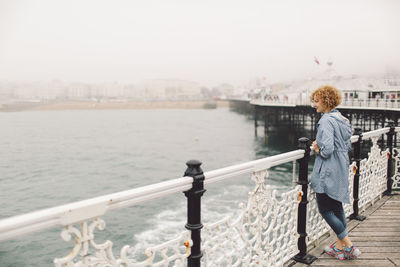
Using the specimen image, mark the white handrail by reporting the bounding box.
[349,127,390,143]
[0,176,193,241]
[350,135,359,143]
[362,128,390,140]
[204,150,305,185]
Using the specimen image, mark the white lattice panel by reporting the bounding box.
[358,137,388,211]
[201,169,300,267]
[53,218,192,267]
[391,147,400,190]
[306,190,329,245]
[344,161,356,217]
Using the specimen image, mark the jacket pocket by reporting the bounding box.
[324,168,335,191]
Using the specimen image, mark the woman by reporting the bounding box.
[310,85,361,260]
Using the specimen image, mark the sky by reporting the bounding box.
[0,0,399,87]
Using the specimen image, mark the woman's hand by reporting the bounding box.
[312,141,320,154]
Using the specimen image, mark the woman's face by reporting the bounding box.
[312,96,328,113]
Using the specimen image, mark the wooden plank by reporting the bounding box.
[319,252,400,259]
[351,236,400,242]
[350,231,400,237]
[369,215,400,219]
[365,215,400,219]
[365,215,400,218]
[367,215,400,219]
[357,246,400,252]
[310,259,395,266]
[363,220,400,224]
[369,212,400,216]
[349,241,400,247]
[352,227,400,231]
[356,223,400,227]
[288,260,394,267]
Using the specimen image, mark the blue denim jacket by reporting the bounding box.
[310,109,352,204]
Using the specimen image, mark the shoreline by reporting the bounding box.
[0,100,229,111]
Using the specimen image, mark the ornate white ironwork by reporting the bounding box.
[391,147,400,190]
[344,161,356,217]
[306,190,328,245]
[54,218,192,267]
[358,136,388,211]
[202,168,301,267]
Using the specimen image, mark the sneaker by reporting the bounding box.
[345,246,362,259]
[324,243,345,260]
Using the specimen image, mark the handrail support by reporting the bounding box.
[184,160,206,267]
[292,137,317,264]
[349,127,366,221]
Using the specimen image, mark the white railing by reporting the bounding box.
[341,99,400,109]
[0,177,194,242]
[250,97,400,110]
[0,127,398,266]
[390,127,400,190]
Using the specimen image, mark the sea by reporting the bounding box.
[0,107,307,266]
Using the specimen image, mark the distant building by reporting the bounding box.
[270,83,286,94]
[281,66,400,102]
[136,79,202,100]
[215,83,235,98]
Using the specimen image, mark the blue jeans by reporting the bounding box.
[316,193,348,240]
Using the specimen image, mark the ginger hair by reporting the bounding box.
[311,85,342,110]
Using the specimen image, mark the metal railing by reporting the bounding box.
[0,123,399,266]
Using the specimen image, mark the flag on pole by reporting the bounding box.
[314,56,320,65]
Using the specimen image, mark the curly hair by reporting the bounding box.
[310,85,342,110]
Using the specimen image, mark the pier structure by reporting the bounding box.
[1,125,400,266]
[229,98,400,141]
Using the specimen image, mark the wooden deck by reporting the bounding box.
[286,194,400,267]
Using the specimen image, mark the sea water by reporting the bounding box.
[0,108,302,266]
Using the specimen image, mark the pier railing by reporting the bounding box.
[1,124,399,266]
[251,97,400,109]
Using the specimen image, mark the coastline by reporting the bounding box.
[0,100,229,111]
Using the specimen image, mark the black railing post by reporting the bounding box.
[384,120,396,196]
[254,105,258,136]
[349,127,366,221]
[292,137,317,264]
[183,160,206,267]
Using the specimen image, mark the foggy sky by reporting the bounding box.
[0,0,399,87]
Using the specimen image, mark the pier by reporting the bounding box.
[229,98,400,140]
[0,123,399,266]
